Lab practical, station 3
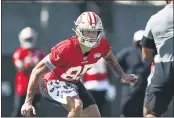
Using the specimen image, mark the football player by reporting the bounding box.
[21,11,137,117]
[140,0,174,117]
[11,27,45,117]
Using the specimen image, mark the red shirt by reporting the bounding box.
[43,37,111,82]
[84,58,108,82]
[13,48,45,95]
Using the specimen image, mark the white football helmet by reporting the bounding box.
[133,30,144,42]
[18,27,37,49]
[73,11,103,48]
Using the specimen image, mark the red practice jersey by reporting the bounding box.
[43,37,111,82]
[13,48,45,95]
[83,58,110,91]
[84,58,108,82]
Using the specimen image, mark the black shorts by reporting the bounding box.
[144,61,174,116]
[89,90,107,115]
[39,79,96,109]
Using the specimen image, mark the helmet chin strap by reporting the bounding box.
[72,24,103,49]
[72,28,96,48]
[79,42,92,54]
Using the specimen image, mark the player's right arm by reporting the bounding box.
[21,56,50,116]
[21,41,68,116]
[24,41,68,103]
[24,57,50,104]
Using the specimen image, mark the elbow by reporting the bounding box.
[31,67,42,79]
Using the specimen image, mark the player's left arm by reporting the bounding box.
[104,50,137,83]
[104,50,126,78]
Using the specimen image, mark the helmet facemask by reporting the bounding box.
[76,28,103,48]
[20,36,37,49]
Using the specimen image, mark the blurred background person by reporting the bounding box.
[83,57,116,117]
[116,30,151,117]
[11,27,45,117]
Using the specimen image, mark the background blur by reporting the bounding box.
[1,1,173,117]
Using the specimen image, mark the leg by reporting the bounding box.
[89,90,107,116]
[143,62,174,117]
[76,82,101,117]
[122,92,145,117]
[82,104,101,117]
[39,79,83,117]
[143,86,174,117]
[11,93,26,117]
[66,96,83,117]
[122,76,147,117]
[143,107,156,118]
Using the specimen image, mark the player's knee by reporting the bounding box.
[74,98,83,112]
[67,96,83,113]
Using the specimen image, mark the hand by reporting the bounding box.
[121,74,138,84]
[21,102,36,116]
[105,85,116,102]
[121,78,130,84]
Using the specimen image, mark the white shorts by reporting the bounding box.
[39,79,96,109]
[41,79,78,104]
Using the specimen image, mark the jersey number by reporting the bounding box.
[60,64,94,80]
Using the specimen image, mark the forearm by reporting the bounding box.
[106,58,126,78]
[104,51,126,78]
[25,69,40,104]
